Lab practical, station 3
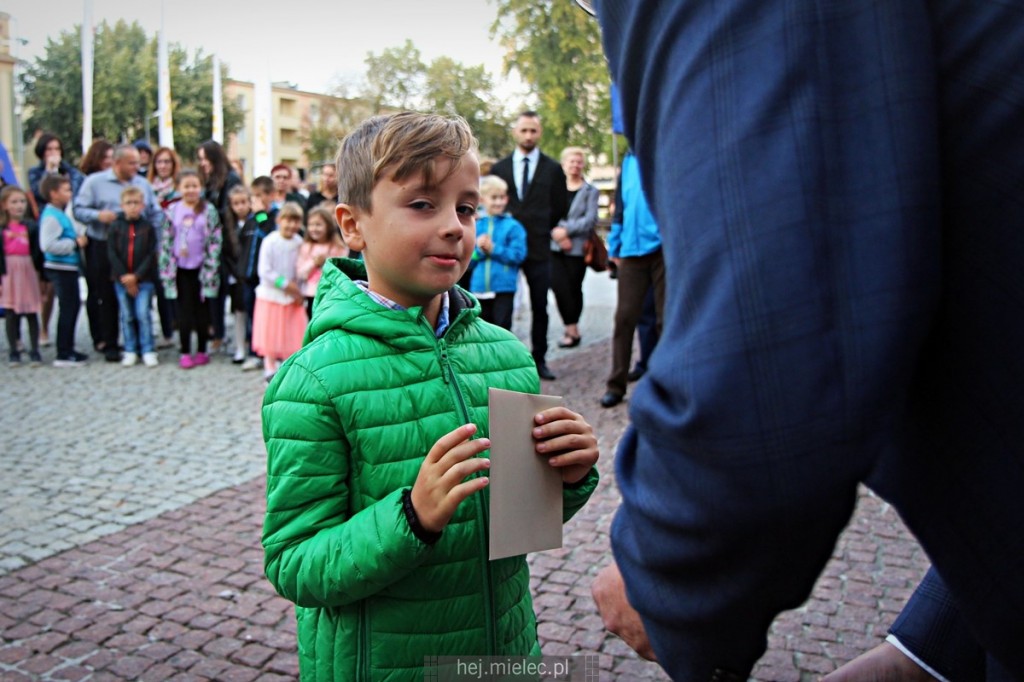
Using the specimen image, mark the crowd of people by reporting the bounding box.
[3,117,618,390]
[1,135,349,382]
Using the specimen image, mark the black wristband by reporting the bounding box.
[401,489,442,546]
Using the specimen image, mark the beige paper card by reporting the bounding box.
[488,387,564,560]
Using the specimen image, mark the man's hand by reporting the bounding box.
[821,643,937,682]
[410,423,491,532]
[97,210,117,224]
[592,562,658,661]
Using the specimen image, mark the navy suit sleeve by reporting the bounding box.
[889,569,985,682]
[597,1,950,678]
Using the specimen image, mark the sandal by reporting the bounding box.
[557,334,581,348]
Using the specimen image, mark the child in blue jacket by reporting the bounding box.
[469,175,527,330]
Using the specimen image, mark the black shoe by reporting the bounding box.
[627,367,646,383]
[105,350,121,362]
[557,334,581,348]
[535,361,556,381]
[600,391,624,408]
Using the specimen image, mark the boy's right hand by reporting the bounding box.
[476,234,493,255]
[76,235,89,248]
[410,424,491,533]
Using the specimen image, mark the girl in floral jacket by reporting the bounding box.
[159,170,222,369]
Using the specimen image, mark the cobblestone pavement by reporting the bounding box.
[0,275,929,681]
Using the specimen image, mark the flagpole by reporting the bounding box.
[211,55,223,144]
[253,63,273,177]
[81,0,94,155]
[157,0,174,148]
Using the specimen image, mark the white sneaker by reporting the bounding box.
[142,352,159,367]
[241,357,262,371]
[121,352,139,367]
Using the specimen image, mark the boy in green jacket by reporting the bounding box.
[261,112,600,681]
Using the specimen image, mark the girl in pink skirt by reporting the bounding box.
[252,201,307,383]
[0,186,44,367]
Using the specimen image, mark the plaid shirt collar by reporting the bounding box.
[354,281,451,338]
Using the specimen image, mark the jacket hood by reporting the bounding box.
[304,257,480,347]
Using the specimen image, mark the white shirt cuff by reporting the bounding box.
[886,634,950,682]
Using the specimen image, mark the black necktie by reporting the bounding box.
[521,157,530,200]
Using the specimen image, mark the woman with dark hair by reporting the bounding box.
[26,133,87,347]
[27,134,86,213]
[196,140,242,351]
[79,139,114,176]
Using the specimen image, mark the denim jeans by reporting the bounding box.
[114,281,155,354]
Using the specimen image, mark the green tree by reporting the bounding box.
[360,43,511,159]
[363,40,426,114]
[20,20,243,164]
[302,96,375,166]
[491,0,612,160]
[423,56,509,159]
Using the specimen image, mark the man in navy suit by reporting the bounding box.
[589,1,1024,680]
[492,111,568,380]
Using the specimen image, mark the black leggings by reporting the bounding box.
[5,313,40,355]
[176,268,209,354]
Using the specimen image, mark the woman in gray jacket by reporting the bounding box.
[550,147,600,348]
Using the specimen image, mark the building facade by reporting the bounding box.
[223,79,374,183]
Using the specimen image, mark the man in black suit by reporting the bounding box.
[492,111,568,381]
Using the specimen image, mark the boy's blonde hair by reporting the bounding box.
[120,186,144,201]
[278,201,304,222]
[337,111,478,212]
[478,175,508,196]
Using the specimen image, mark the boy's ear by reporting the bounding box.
[336,203,366,252]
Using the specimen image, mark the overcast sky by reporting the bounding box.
[5,0,525,99]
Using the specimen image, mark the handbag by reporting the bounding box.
[583,229,608,272]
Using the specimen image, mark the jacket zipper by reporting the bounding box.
[483,217,494,292]
[358,601,368,679]
[437,336,496,655]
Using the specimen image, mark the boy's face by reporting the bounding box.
[121,195,144,220]
[481,190,508,217]
[50,183,72,208]
[252,188,269,211]
[338,153,480,310]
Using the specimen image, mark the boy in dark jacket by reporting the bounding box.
[235,176,276,370]
[261,112,600,680]
[107,186,159,367]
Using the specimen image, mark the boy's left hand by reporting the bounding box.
[533,407,598,484]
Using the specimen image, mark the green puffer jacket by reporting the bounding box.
[262,259,599,681]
